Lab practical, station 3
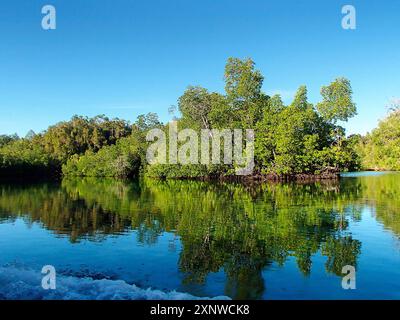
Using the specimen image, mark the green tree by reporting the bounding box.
[62,135,143,178]
[224,57,263,101]
[224,58,267,128]
[134,112,162,132]
[316,78,357,123]
[0,134,19,148]
[43,115,132,162]
[357,110,400,170]
[178,86,213,131]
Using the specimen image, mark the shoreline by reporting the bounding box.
[0,170,342,183]
[148,171,341,183]
[9,169,400,183]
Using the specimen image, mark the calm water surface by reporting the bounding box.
[0,172,399,299]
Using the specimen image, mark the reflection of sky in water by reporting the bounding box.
[0,174,399,300]
[340,171,395,177]
[262,206,400,299]
[0,219,226,299]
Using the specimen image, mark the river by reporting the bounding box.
[0,172,399,299]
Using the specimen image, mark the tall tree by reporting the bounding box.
[224,58,263,101]
[291,85,309,110]
[316,78,357,123]
[178,86,213,130]
[224,58,266,128]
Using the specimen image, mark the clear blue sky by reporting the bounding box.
[0,0,399,136]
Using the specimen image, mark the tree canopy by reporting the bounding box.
[0,57,366,180]
[357,109,400,170]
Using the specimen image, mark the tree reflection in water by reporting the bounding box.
[1,173,399,299]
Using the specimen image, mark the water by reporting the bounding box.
[0,172,399,300]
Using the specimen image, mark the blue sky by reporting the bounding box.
[0,0,399,136]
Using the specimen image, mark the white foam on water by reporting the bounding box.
[0,265,230,300]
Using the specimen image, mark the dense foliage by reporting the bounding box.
[0,115,150,178]
[4,57,396,180]
[62,135,143,178]
[42,115,133,162]
[0,137,57,178]
[147,58,360,178]
[357,108,400,170]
